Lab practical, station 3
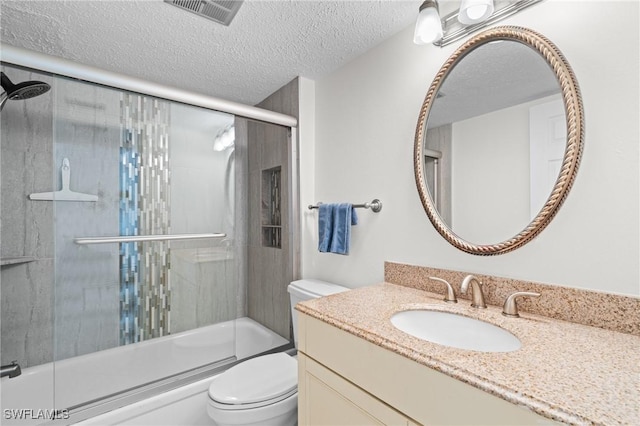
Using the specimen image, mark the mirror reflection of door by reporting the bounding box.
[529,98,566,220]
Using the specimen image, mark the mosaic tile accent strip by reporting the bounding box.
[384,261,640,336]
[120,94,171,344]
[119,145,140,344]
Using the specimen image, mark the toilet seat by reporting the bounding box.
[209,389,297,411]
[208,353,297,411]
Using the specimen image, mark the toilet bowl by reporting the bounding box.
[207,353,298,426]
[206,279,349,426]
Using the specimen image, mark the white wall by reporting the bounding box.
[452,100,530,243]
[298,77,317,279]
[304,0,640,296]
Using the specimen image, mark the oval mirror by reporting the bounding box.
[414,26,584,255]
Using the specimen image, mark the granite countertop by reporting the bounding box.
[296,282,640,426]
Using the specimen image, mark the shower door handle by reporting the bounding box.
[74,233,226,245]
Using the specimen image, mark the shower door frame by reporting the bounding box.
[1,43,301,423]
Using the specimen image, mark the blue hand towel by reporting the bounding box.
[318,203,335,252]
[318,203,358,255]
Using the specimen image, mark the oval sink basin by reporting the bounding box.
[390,310,521,352]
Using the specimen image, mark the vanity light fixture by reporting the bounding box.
[413,1,443,45]
[413,0,544,47]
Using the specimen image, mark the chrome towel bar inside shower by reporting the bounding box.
[74,233,226,245]
[308,199,382,213]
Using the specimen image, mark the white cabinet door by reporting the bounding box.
[299,353,417,426]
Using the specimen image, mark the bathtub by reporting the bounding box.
[0,317,289,425]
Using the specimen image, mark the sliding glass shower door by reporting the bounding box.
[2,60,295,423]
[49,75,239,409]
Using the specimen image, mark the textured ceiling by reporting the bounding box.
[0,0,433,106]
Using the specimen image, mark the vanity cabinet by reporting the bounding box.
[297,312,559,425]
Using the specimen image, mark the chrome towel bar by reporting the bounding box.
[308,199,382,213]
[74,233,226,245]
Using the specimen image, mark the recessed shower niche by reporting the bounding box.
[261,166,282,248]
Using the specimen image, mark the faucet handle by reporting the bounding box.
[429,277,457,303]
[502,292,540,318]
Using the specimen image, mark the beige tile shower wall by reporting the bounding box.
[385,262,640,336]
[247,78,299,340]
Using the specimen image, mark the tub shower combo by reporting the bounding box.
[0,45,298,424]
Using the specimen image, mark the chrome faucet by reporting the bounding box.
[1,361,22,378]
[461,275,487,308]
[429,277,457,303]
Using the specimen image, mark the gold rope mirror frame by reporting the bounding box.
[414,26,584,255]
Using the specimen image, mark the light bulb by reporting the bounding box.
[466,5,488,20]
[413,1,443,45]
[458,0,494,25]
[213,125,235,151]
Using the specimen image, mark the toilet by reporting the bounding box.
[206,279,349,426]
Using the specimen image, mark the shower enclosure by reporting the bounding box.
[0,46,298,424]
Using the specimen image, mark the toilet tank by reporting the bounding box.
[287,279,349,346]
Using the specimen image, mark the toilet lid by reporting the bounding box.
[208,353,297,406]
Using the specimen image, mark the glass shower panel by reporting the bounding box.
[51,77,238,409]
[0,65,56,422]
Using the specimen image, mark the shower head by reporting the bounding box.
[0,72,51,110]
